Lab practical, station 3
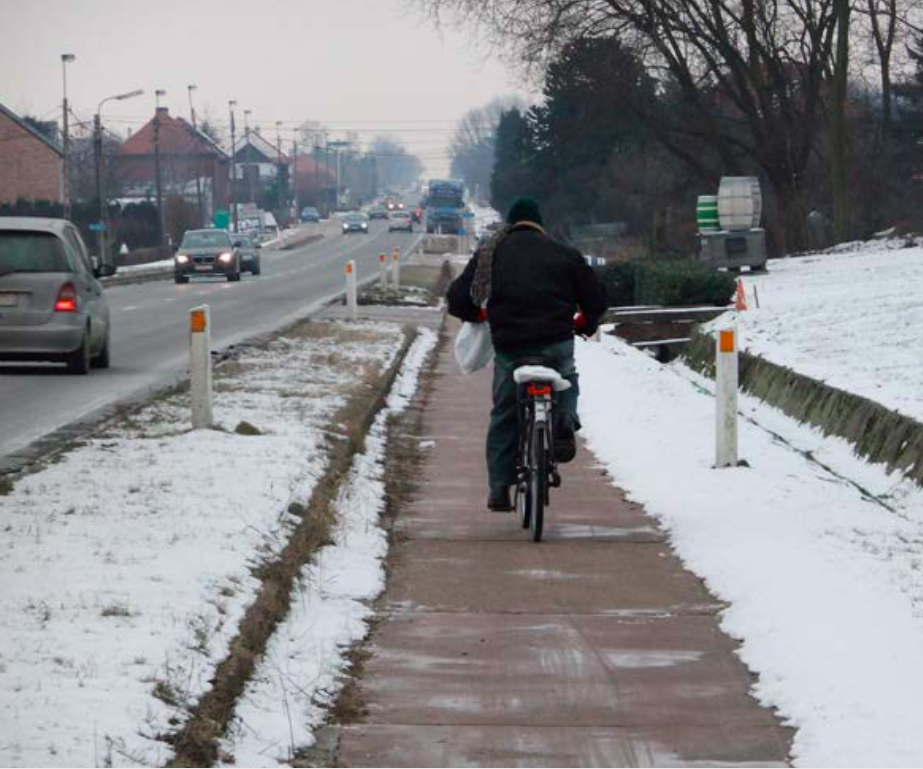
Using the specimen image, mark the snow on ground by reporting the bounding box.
[0,321,404,768]
[223,328,438,767]
[732,240,923,422]
[577,334,923,766]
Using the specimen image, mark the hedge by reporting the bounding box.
[598,258,735,307]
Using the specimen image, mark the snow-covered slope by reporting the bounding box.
[737,240,923,422]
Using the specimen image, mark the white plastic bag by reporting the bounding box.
[454,321,495,374]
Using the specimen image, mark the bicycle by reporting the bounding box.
[512,361,571,542]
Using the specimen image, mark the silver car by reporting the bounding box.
[0,217,116,374]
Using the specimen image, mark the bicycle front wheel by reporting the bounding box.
[530,423,547,542]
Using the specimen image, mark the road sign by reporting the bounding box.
[89,222,106,232]
[463,211,476,218]
[213,210,230,230]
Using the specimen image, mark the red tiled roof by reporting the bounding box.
[119,108,227,158]
[292,155,335,185]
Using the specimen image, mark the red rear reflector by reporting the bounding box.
[527,384,552,396]
[55,284,77,312]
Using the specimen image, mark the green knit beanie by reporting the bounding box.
[506,196,544,227]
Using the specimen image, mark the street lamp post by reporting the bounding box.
[153,89,166,249]
[94,88,144,264]
[228,100,238,234]
[61,53,75,221]
[188,84,205,227]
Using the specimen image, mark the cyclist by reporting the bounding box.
[447,197,608,512]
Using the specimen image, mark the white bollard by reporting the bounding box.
[391,247,401,289]
[345,260,358,321]
[378,252,388,290]
[189,305,213,429]
[715,327,739,468]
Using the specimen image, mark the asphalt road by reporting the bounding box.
[0,219,422,463]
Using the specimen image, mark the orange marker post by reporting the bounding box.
[715,326,738,468]
[189,305,213,429]
[345,259,358,320]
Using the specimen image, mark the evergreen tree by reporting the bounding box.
[490,108,533,215]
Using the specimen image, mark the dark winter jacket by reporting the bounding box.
[447,224,608,352]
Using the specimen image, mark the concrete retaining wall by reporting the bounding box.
[683,328,923,485]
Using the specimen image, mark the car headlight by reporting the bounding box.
[176,254,190,264]
[362,223,368,229]
[218,252,233,263]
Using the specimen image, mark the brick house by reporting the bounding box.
[114,107,229,218]
[0,101,63,205]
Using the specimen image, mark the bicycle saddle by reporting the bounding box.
[513,365,572,391]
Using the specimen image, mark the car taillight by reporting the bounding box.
[55,283,78,312]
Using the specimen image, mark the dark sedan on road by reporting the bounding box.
[174,229,260,283]
[300,207,321,223]
[368,206,389,220]
[0,217,116,374]
[341,213,370,235]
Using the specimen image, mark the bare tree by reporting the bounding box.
[418,0,844,250]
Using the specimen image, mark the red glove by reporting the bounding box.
[478,307,488,323]
[573,312,587,331]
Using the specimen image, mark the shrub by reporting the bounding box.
[597,261,638,306]
[598,258,736,307]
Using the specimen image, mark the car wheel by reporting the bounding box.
[175,274,189,284]
[65,330,91,375]
[228,270,241,282]
[92,328,111,369]
[251,259,261,276]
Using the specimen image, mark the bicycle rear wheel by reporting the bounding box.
[530,423,547,542]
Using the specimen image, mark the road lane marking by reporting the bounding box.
[122,305,139,312]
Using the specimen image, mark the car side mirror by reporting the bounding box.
[95,262,117,279]
[255,243,262,250]
[232,240,243,248]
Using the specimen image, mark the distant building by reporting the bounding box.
[0,101,63,205]
[232,130,289,206]
[114,107,230,218]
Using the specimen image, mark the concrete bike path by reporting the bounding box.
[336,329,792,767]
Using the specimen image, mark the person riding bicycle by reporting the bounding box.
[447,197,608,512]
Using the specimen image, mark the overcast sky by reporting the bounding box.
[0,0,528,175]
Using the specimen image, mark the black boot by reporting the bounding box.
[487,486,513,512]
[554,414,577,463]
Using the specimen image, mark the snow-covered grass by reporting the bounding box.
[733,241,923,422]
[0,320,405,768]
[222,329,438,767]
[578,334,923,766]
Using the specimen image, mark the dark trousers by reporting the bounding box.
[487,338,578,489]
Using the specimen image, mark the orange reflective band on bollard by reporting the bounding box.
[345,262,353,275]
[190,309,207,333]
[719,329,735,354]
[379,253,386,262]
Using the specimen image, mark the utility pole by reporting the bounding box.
[244,109,253,204]
[275,120,283,210]
[188,84,205,227]
[228,100,238,234]
[830,0,851,244]
[153,89,166,249]
[291,129,299,218]
[93,113,105,263]
[61,53,75,221]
